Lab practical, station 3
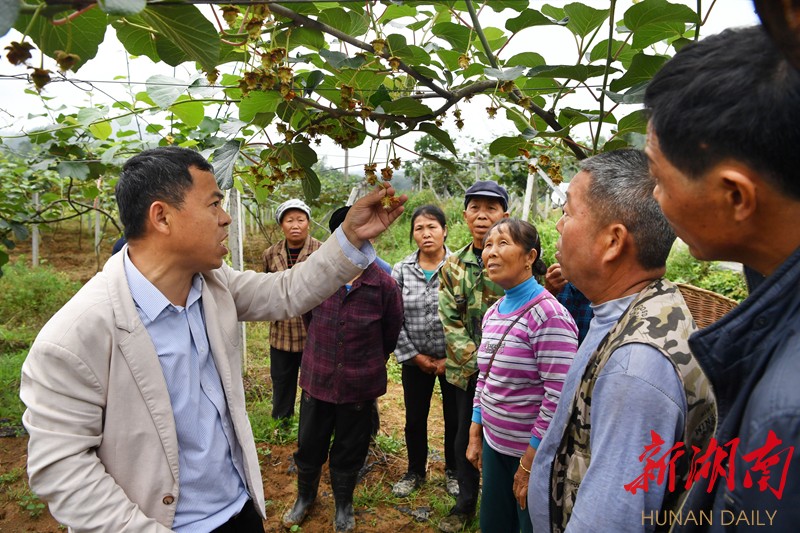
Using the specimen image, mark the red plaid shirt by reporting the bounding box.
[300,263,403,403]
[262,235,323,352]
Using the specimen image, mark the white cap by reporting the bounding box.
[275,199,312,224]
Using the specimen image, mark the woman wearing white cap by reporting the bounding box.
[262,199,322,420]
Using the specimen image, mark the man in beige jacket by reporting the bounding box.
[19,146,406,532]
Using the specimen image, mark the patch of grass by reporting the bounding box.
[0,349,27,422]
[0,260,80,332]
[0,466,24,487]
[386,358,402,385]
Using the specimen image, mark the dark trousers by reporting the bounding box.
[270,347,302,419]
[402,363,458,477]
[294,391,374,474]
[480,445,533,533]
[211,500,264,533]
[452,374,480,514]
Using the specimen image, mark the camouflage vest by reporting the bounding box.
[548,278,717,533]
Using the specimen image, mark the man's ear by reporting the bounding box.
[716,165,758,223]
[148,201,172,236]
[602,223,628,263]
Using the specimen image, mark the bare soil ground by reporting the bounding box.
[2,224,460,532]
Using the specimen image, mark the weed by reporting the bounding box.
[0,466,23,487]
[0,350,27,421]
[374,431,404,456]
[17,490,46,518]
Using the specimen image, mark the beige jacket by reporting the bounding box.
[20,236,362,532]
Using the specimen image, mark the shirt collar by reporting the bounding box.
[123,250,204,320]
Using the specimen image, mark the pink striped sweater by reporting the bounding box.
[473,291,578,457]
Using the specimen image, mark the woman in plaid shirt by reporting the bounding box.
[390,205,460,498]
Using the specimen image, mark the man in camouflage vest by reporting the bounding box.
[438,180,508,533]
[527,149,716,532]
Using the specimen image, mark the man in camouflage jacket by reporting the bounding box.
[437,180,508,532]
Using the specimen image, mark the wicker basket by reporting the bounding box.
[677,283,738,329]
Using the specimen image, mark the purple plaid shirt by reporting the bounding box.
[300,263,403,403]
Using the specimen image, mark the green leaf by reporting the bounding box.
[138,5,220,72]
[418,123,457,156]
[588,39,637,67]
[484,66,527,81]
[57,161,90,180]
[98,0,146,16]
[380,4,417,23]
[609,52,667,91]
[432,22,471,50]
[614,109,648,136]
[419,152,458,173]
[304,71,325,96]
[506,52,546,68]
[602,81,648,105]
[624,0,699,32]
[506,9,555,33]
[146,74,188,109]
[76,107,105,126]
[369,85,392,108]
[527,64,613,82]
[489,136,531,158]
[112,17,159,62]
[276,143,319,168]
[88,120,112,140]
[436,50,462,71]
[302,167,321,201]
[476,27,507,53]
[335,69,387,95]
[505,108,534,135]
[287,27,326,51]
[239,90,282,123]
[378,98,433,118]
[169,97,204,128]
[560,3,609,38]
[319,49,366,70]
[0,0,20,37]
[318,8,368,37]
[487,0,528,12]
[631,21,687,49]
[15,7,108,71]
[211,140,241,190]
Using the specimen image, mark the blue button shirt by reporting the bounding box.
[124,253,248,532]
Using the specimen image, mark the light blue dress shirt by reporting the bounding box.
[121,228,373,531]
[124,252,249,532]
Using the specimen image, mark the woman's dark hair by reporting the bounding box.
[484,218,547,276]
[116,147,213,240]
[409,204,447,243]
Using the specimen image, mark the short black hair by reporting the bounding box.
[409,204,447,243]
[116,147,213,240]
[645,25,800,200]
[484,218,547,276]
[329,205,350,233]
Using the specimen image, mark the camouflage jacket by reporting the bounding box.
[438,242,504,391]
[549,278,717,532]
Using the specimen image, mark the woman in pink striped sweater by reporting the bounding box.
[466,218,578,533]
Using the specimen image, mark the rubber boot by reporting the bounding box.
[330,469,359,532]
[282,467,321,529]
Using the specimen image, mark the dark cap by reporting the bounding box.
[464,180,509,212]
[329,205,351,233]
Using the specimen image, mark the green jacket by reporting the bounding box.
[438,242,504,391]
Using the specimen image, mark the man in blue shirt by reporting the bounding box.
[20,146,406,532]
